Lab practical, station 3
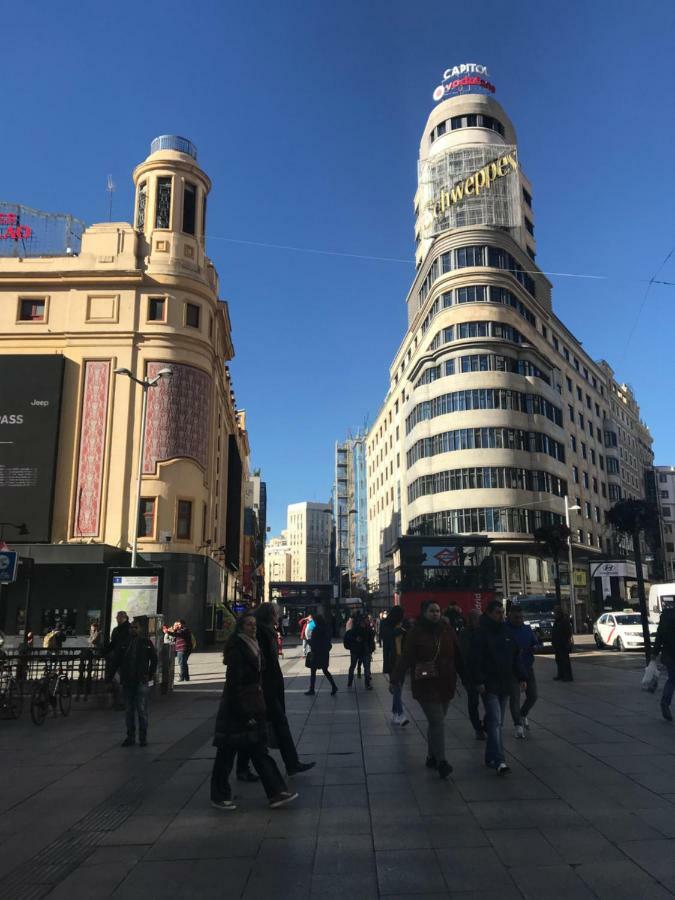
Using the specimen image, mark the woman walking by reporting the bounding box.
[210,613,298,810]
[391,600,462,779]
[304,614,338,695]
[382,606,409,726]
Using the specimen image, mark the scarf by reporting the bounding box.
[238,633,261,669]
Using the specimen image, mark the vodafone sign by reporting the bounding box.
[433,64,496,103]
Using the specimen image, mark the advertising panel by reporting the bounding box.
[109,569,163,633]
[0,355,64,542]
[418,145,521,239]
[0,203,84,257]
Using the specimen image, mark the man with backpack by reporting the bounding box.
[164,619,194,682]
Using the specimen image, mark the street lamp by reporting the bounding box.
[564,496,581,633]
[114,366,173,567]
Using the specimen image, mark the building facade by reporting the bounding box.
[0,135,249,641]
[366,74,653,617]
[334,433,368,592]
[242,471,267,603]
[654,466,675,581]
[287,501,332,583]
[264,531,292,600]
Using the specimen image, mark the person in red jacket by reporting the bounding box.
[164,619,193,682]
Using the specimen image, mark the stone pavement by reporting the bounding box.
[1,640,674,899]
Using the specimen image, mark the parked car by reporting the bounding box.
[509,594,557,647]
[593,612,658,651]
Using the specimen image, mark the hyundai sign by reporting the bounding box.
[0,355,65,542]
[432,64,496,103]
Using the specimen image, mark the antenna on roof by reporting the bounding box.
[106,175,115,221]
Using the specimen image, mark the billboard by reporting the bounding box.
[418,145,521,239]
[0,203,84,257]
[432,64,496,103]
[0,355,64,542]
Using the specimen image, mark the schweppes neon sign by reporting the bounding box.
[432,151,518,217]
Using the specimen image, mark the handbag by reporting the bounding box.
[414,639,441,681]
[304,651,314,669]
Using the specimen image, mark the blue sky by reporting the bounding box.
[4,0,675,536]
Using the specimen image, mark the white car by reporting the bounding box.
[594,612,658,652]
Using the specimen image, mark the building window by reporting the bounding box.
[176,500,193,540]
[136,182,147,230]
[661,490,669,499]
[572,465,579,483]
[522,188,532,208]
[185,302,200,328]
[570,436,577,452]
[659,473,668,483]
[583,472,589,489]
[566,377,572,392]
[585,502,591,519]
[663,507,671,518]
[147,297,166,321]
[155,177,172,228]
[667,543,675,553]
[138,498,156,539]
[183,182,197,235]
[525,217,534,236]
[568,405,574,422]
[576,386,582,401]
[19,298,46,321]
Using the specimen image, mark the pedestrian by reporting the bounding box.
[470,599,525,775]
[114,619,157,747]
[654,601,675,722]
[391,601,460,779]
[505,605,540,738]
[88,622,102,652]
[281,612,290,637]
[444,602,466,634]
[164,619,193,682]
[304,613,338,695]
[105,610,131,709]
[345,611,375,689]
[254,603,315,776]
[210,613,298,810]
[458,609,485,740]
[552,606,574,682]
[299,613,313,656]
[383,606,409,726]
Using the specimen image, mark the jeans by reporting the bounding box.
[124,682,149,740]
[662,663,675,708]
[554,647,573,681]
[348,652,371,684]
[419,700,449,763]
[510,671,538,725]
[309,667,337,691]
[391,682,404,716]
[466,684,483,733]
[210,744,287,801]
[483,692,508,767]
[176,650,190,681]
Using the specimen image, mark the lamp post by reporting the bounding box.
[564,495,581,633]
[114,366,172,567]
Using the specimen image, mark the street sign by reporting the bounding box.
[0,550,18,583]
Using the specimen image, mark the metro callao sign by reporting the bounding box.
[0,213,32,241]
[432,64,496,103]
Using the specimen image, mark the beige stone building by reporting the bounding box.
[264,531,292,600]
[0,135,249,640]
[286,501,332,583]
[366,86,653,618]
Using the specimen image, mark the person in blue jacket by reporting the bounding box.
[505,604,540,738]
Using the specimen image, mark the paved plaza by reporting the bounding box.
[1,641,674,899]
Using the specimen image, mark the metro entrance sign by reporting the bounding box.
[0,550,18,584]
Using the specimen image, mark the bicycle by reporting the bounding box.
[0,656,23,719]
[30,656,72,725]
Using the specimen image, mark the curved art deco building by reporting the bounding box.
[366,86,653,606]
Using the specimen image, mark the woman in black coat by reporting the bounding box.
[210,613,297,810]
[305,614,338,696]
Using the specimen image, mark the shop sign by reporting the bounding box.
[0,213,32,241]
[591,561,637,579]
[432,151,518,217]
[573,569,588,587]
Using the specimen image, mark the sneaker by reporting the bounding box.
[496,763,511,776]
[425,755,437,769]
[269,791,299,809]
[399,715,409,727]
[121,737,135,747]
[391,714,400,725]
[286,761,315,776]
[211,799,237,811]
[438,760,453,780]
[515,725,525,739]
[522,716,530,729]
[661,702,673,722]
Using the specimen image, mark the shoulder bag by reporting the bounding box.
[414,638,441,680]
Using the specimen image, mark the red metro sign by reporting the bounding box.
[0,213,32,241]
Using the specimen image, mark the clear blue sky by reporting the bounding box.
[4,0,675,536]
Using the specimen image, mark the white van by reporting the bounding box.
[648,583,675,624]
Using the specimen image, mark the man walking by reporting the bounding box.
[459,609,485,740]
[115,620,158,747]
[105,610,131,709]
[470,600,525,775]
[505,605,540,737]
[552,607,574,682]
[654,600,675,722]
